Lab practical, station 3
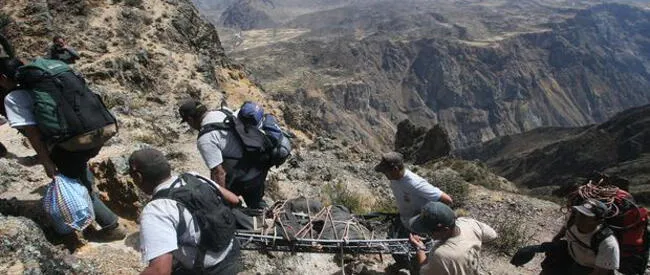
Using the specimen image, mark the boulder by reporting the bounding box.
[395,119,451,164]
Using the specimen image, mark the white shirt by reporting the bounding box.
[196,110,262,181]
[566,225,620,270]
[4,90,37,128]
[139,173,234,268]
[390,169,443,227]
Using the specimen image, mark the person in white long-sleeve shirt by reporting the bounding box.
[375,151,453,271]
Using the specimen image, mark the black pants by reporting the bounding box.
[50,146,118,230]
[541,240,593,275]
[230,170,268,209]
[0,142,7,158]
[389,216,420,274]
[172,239,242,275]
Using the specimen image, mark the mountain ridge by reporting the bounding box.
[220,2,650,150]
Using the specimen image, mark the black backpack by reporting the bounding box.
[198,108,292,169]
[153,173,236,271]
[16,58,117,151]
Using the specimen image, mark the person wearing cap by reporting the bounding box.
[375,152,454,227]
[129,148,242,275]
[408,201,498,275]
[375,151,453,271]
[541,199,619,275]
[178,99,270,209]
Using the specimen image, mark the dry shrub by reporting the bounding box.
[487,214,535,256]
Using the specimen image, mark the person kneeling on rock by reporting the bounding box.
[375,151,453,271]
[409,202,498,275]
[129,148,242,275]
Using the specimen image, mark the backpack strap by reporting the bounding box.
[198,122,232,139]
[197,109,236,139]
[150,177,192,259]
[566,225,613,254]
[590,226,614,254]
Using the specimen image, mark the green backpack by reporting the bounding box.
[17,58,117,151]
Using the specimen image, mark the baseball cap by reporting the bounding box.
[409,202,456,234]
[178,99,206,123]
[237,101,264,126]
[374,152,404,172]
[573,199,608,218]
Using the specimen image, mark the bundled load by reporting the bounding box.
[235,197,429,255]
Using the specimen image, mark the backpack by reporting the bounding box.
[198,108,292,168]
[152,173,236,270]
[260,113,292,167]
[568,185,650,275]
[16,58,117,151]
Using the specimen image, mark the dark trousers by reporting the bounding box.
[172,239,242,275]
[0,142,7,158]
[230,170,268,209]
[389,216,420,274]
[50,146,118,230]
[541,240,593,275]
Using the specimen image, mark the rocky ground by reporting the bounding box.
[0,122,565,274]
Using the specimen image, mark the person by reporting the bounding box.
[375,151,454,227]
[375,151,453,271]
[1,57,125,240]
[541,199,619,275]
[178,99,270,209]
[408,201,498,275]
[128,148,242,275]
[46,35,80,64]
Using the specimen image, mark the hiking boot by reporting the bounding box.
[0,142,6,158]
[87,223,127,242]
[63,231,88,252]
[17,155,39,166]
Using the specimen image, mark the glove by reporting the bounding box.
[510,245,542,267]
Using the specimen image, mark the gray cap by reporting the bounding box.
[374,152,404,172]
[409,202,456,234]
[573,198,608,219]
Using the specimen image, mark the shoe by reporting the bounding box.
[87,223,127,242]
[17,155,39,166]
[63,231,88,252]
[0,142,6,158]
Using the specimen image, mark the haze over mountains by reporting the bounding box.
[194,0,650,150]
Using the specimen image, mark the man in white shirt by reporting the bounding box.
[375,151,453,271]
[129,148,242,275]
[409,202,498,275]
[178,99,270,209]
[541,199,620,275]
[375,152,453,226]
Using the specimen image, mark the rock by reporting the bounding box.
[90,158,148,220]
[0,214,98,274]
[395,119,451,164]
[220,1,276,30]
